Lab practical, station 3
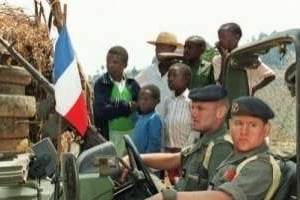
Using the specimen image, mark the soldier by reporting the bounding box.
[121,84,233,191]
[148,96,281,200]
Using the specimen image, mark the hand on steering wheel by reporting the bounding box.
[123,135,158,195]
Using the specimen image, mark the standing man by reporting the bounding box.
[212,22,275,96]
[148,96,281,200]
[183,35,215,89]
[93,46,140,155]
[135,32,182,115]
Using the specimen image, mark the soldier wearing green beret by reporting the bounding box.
[148,96,281,200]
[121,84,233,193]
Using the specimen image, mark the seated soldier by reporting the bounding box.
[148,96,281,200]
[121,85,233,191]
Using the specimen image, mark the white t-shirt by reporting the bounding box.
[135,61,172,116]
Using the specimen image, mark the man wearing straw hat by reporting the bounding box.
[135,32,183,116]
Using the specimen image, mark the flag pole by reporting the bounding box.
[54,115,62,200]
[52,3,64,199]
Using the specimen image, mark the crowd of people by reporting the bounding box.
[92,22,282,200]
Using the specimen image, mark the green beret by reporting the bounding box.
[188,85,227,102]
[231,96,274,120]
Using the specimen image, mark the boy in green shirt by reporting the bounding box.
[93,46,140,156]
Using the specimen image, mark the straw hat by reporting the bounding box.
[158,47,184,58]
[147,32,183,47]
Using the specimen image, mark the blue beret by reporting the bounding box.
[231,96,274,120]
[188,85,227,102]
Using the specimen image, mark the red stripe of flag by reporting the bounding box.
[64,92,88,136]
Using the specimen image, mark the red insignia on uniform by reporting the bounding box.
[223,169,236,181]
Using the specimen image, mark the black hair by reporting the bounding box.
[218,22,242,38]
[140,84,160,101]
[185,35,206,49]
[170,62,192,84]
[107,45,128,64]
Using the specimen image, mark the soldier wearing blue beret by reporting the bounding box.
[148,96,281,200]
[230,96,274,121]
[189,84,228,102]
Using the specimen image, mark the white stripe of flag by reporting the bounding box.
[53,27,88,136]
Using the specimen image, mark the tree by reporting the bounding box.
[202,48,218,62]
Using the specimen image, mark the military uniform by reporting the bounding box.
[174,124,232,191]
[172,85,233,191]
[161,96,281,200]
[189,60,215,89]
[211,143,275,200]
[209,96,280,200]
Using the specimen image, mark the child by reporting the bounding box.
[162,62,196,184]
[132,84,162,154]
[93,45,140,156]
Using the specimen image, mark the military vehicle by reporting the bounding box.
[0,29,298,200]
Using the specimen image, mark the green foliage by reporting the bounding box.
[202,48,218,62]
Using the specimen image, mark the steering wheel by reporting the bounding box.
[123,135,158,195]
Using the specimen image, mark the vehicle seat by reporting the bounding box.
[76,141,117,174]
[273,160,296,200]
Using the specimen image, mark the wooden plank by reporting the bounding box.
[0,139,30,153]
[0,83,25,95]
[0,65,32,86]
[0,95,36,117]
[0,118,29,139]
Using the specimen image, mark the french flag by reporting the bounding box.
[53,26,88,136]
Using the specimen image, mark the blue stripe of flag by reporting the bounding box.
[53,26,75,83]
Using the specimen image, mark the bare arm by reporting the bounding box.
[147,190,232,200]
[141,152,181,170]
[120,152,181,183]
[252,75,275,96]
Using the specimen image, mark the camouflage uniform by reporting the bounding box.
[174,124,233,191]
[211,143,279,200]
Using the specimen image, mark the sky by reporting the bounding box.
[2,0,300,76]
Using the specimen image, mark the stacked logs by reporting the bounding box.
[0,3,52,142]
[0,65,36,153]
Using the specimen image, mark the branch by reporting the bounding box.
[48,0,64,32]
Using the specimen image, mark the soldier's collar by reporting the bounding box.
[200,123,227,144]
[232,143,269,161]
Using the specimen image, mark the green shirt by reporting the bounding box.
[174,124,233,191]
[189,60,215,89]
[224,66,249,102]
[109,84,134,131]
[212,143,273,200]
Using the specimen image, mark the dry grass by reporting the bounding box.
[0,3,53,80]
[256,69,296,155]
